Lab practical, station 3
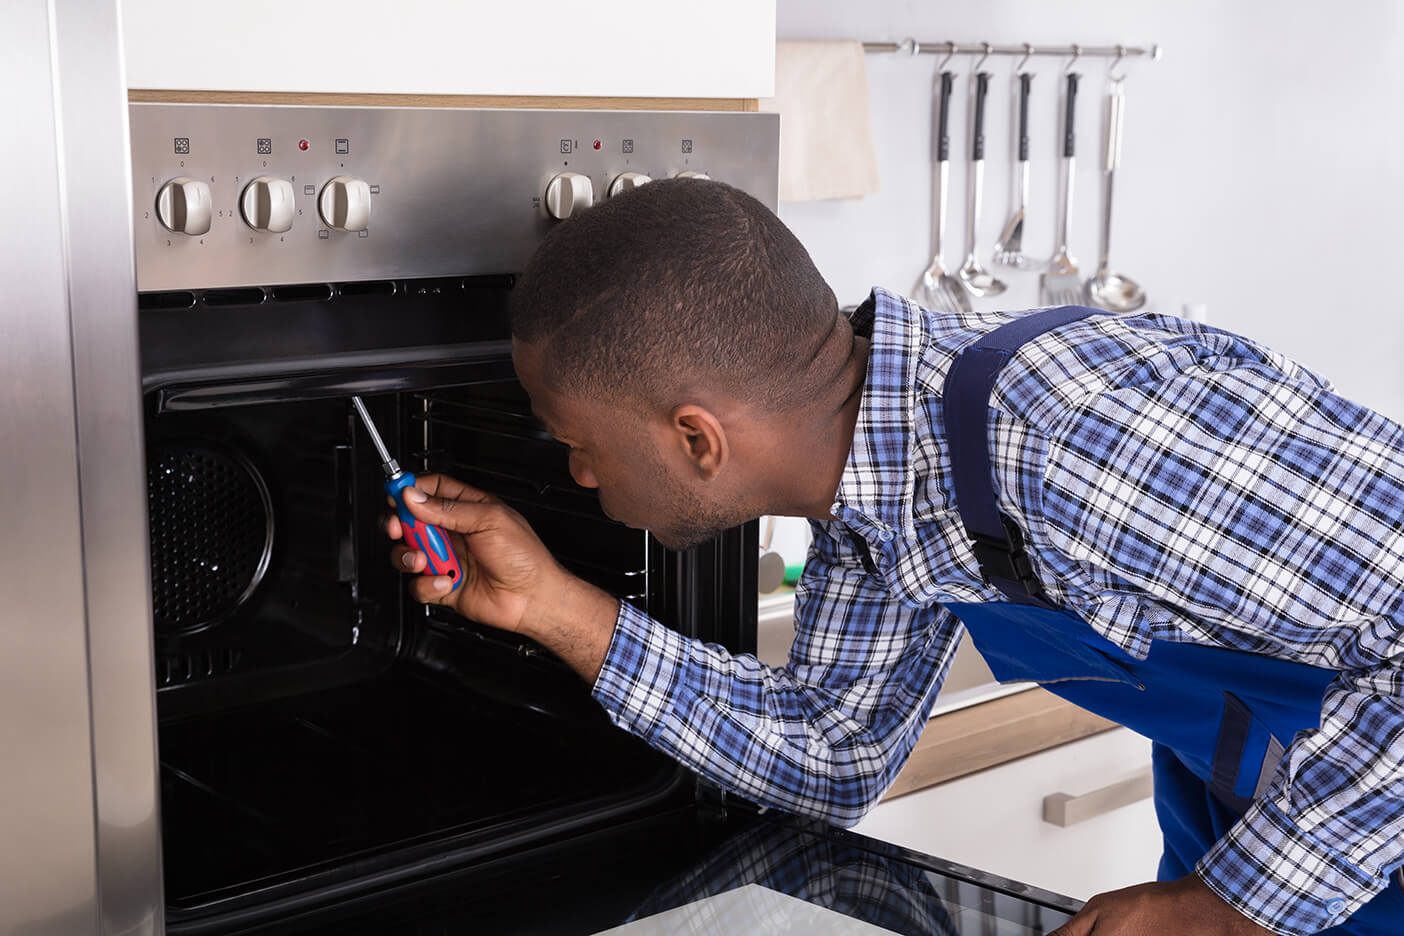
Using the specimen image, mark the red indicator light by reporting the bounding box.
[593,140,602,150]
[298,139,309,151]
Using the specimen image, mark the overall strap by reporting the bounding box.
[942,306,1100,606]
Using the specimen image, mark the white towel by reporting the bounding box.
[758,40,881,202]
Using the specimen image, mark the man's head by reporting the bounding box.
[510,178,851,549]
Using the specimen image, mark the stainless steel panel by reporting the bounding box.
[2,1,164,933]
[1,1,102,933]
[53,0,166,930]
[129,106,780,290]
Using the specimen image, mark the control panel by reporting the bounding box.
[128,106,779,292]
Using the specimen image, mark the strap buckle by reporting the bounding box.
[967,513,1046,600]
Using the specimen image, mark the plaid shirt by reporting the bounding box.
[592,286,1404,936]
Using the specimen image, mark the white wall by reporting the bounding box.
[777,0,1404,420]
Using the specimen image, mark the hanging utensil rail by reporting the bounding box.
[862,40,1162,61]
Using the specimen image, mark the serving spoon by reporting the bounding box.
[958,69,1007,298]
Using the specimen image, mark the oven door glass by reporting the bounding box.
[241,811,1079,935]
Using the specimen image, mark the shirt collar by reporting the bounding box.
[832,287,923,537]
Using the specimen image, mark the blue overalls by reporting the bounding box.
[941,306,1403,934]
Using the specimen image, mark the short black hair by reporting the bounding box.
[511,178,842,408]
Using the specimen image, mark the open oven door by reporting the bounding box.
[240,808,1081,935]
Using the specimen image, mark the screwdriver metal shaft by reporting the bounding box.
[351,395,462,591]
[352,395,401,478]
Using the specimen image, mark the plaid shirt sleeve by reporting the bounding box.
[1040,356,1404,935]
[592,522,958,826]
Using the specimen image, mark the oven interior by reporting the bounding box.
[140,278,754,929]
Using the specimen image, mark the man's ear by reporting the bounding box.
[668,404,728,481]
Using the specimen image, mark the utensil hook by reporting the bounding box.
[1015,43,1035,74]
[936,42,959,71]
[1064,44,1082,74]
[1107,44,1128,81]
[973,42,993,72]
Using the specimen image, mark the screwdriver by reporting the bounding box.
[352,395,463,591]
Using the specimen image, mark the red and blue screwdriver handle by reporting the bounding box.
[386,472,463,591]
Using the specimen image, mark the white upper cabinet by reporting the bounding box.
[123,0,776,98]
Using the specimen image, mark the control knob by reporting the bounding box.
[675,170,711,181]
[608,171,652,198]
[240,176,296,233]
[318,175,372,232]
[155,177,213,236]
[545,172,594,219]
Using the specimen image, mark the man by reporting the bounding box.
[385,179,1404,935]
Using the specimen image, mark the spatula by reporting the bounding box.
[994,72,1034,269]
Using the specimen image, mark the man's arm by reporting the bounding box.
[591,522,958,825]
[1040,358,1404,936]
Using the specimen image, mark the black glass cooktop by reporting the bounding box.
[251,809,1078,935]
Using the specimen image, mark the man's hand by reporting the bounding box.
[385,473,620,681]
[1050,874,1273,936]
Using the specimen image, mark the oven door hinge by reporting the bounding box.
[695,776,729,820]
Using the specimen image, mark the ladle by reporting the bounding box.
[1086,77,1146,312]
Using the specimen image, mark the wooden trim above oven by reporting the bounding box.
[128,90,760,112]
[882,688,1117,801]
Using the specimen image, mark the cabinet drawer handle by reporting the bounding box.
[1042,767,1154,827]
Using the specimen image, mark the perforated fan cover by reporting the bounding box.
[147,443,274,634]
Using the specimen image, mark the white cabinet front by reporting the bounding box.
[122,0,776,99]
[854,728,1163,901]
